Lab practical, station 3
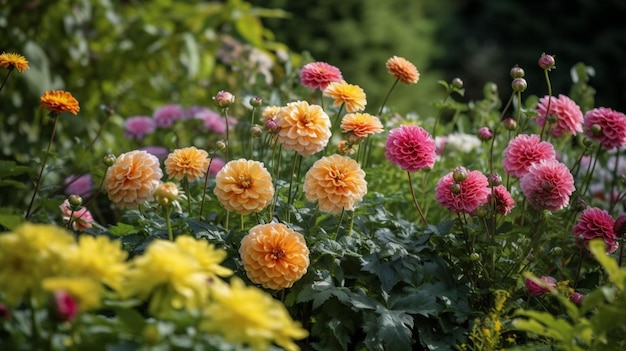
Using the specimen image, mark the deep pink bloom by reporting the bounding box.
[502,134,556,178]
[435,168,490,214]
[124,116,156,140]
[300,62,343,90]
[573,207,618,253]
[569,292,584,306]
[385,125,436,172]
[139,146,169,161]
[615,214,626,238]
[208,157,226,175]
[60,199,94,231]
[490,185,515,215]
[213,90,235,108]
[520,159,575,212]
[525,276,557,296]
[153,104,185,128]
[64,174,93,197]
[536,94,583,138]
[477,127,493,141]
[194,108,231,134]
[584,107,626,150]
[53,290,78,322]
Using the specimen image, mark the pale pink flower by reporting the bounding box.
[525,276,557,296]
[385,125,436,172]
[139,146,169,161]
[584,107,626,150]
[64,174,93,198]
[208,157,226,175]
[300,62,343,90]
[536,94,584,138]
[124,116,156,140]
[153,104,185,128]
[435,168,490,214]
[194,109,235,134]
[502,134,556,178]
[60,199,94,231]
[520,159,574,212]
[573,207,618,253]
[490,185,515,215]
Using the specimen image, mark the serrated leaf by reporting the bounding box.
[389,288,439,317]
[108,223,140,236]
[115,307,146,335]
[375,306,414,351]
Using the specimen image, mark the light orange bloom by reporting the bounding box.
[340,113,384,141]
[214,159,274,215]
[276,101,331,156]
[261,105,281,122]
[239,223,310,290]
[303,154,367,214]
[40,90,80,115]
[164,147,210,182]
[0,52,29,73]
[104,150,163,209]
[323,80,367,113]
[386,56,420,85]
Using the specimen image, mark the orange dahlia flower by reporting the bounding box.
[164,147,210,182]
[276,101,331,156]
[239,223,310,290]
[0,52,29,73]
[386,56,420,85]
[214,159,274,215]
[303,154,367,214]
[323,80,367,113]
[40,90,80,115]
[261,105,281,122]
[104,150,163,209]
[340,113,384,141]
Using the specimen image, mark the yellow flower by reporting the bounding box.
[164,146,211,182]
[386,56,420,85]
[239,223,310,290]
[174,236,233,278]
[214,159,274,215]
[262,105,281,122]
[42,277,103,311]
[201,277,308,351]
[303,154,368,214]
[340,113,384,141]
[0,223,75,305]
[0,52,29,73]
[275,101,331,156]
[104,150,163,209]
[40,90,80,115]
[323,80,367,113]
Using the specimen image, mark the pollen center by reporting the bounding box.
[270,247,285,260]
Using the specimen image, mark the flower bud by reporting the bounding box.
[213,90,235,108]
[451,77,464,89]
[510,66,525,78]
[477,127,494,141]
[569,292,584,306]
[264,119,279,133]
[614,215,626,238]
[590,123,602,135]
[249,96,262,108]
[154,182,180,207]
[250,124,263,138]
[52,290,78,322]
[546,114,558,124]
[503,118,518,131]
[474,205,489,218]
[488,173,502,187]
[453,167,468,183]
[582,137,595,147]
[511,78,527,93]
[67,194,83,211]
[572,198,588,212]
[450,183,461,195]
[549,247,562,256]
[337,140,355,155]
[216,139,227,151]
[470,252,480,261]
[538,53,556,70]
[103,154,116,167]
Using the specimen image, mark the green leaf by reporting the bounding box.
[389,287,439,317]
[0,214,25,231]
[114,307,146,335]
[364,306,413,351]
[108,223,140,236]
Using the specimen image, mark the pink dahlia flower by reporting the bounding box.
[208,157,226,175]
[490,185,515,215]
[502,134,556,178]
[525,276,557,296]
[584,107,626,150]
[520,159,575,212]
[139,146,169,161]
[194,108,231,134]
[60,199,94,231]
[435,168,490,214]
[64,174,93,198]
[124,116,156,140]
[536,94,584,138]
[300,62,343,90]
[153,104,185,128]
[573,207,618,253]
[385,125,436,172]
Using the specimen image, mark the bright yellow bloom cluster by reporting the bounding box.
[461,290,510,351]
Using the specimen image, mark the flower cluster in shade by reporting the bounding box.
[213,159,274,215]
[323,80,367,113]
[275,100,331,156]
[584,107,626,150]
[435,167,490,214]
[104,150,163,209]
[519,159,575,212]
[40,90,80,115]
[573,207,618,253]
[303,154,368,215]
[239,223,310,290]
[535,94,583,138]
[0,52,29,72]
[385,125,436,172]
[165,146,211,182]
[385,56,420,85]
[299,61,343,90]
[59,199,95,231]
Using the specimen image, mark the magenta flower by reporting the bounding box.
[385,125,436,172]
[584,107,626,150]
[477,127,493,141]
[208,157,226,175]
[502,134,556,178]
[194,109,230,134]
[64,174,93,198]
[520,159,575,212]
[569,292,584,306]
[435,168,490,214]
[53,290,78,322]
[300,61,343,90]
[536,94,584,138]
[124,116,156,140]
[153,104,185,128]
[490,185,515,215]
[573,207,618,253]
[525,276,557,296]
[60,199,94,231]
[139,146,169,161]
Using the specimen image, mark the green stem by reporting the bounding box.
[222,108,231,162]
[539,69,553,141]
[164,206,173,241]
[0,69,13,94]
[287,152,300,205]
[407,171,428,225]
[26,114,59,219]
[378,79,399,116]
[334,208,346,240]
[608,148,621,213]
[200,157,215,217]
[184,178,192,215]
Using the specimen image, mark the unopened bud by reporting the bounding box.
[0,304,10,321]
[264,119,279,133]
[450,183,461,195]
[488,173,502,187]
[451,77,464,89]
[213,90,235,108]
[216,139,227,151]
[538,53,556,71]
[572,198,588,212]
[510,66,525,78]
[477,127,494,141]
[67,194,83,211]
[470,252,480,261]
[590,124,602,135]
[249,96,262,108]
[546,114,558,124]
[582,137,594,147]
[453,167,468,183]
[512,78,527,93]
[474,205,489,218]
[250,124,263,138]
[154,182,180,207]
[614,215,626,238]
[550,247,562,256]
[103,154,116,167]
[503,118,518,131]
